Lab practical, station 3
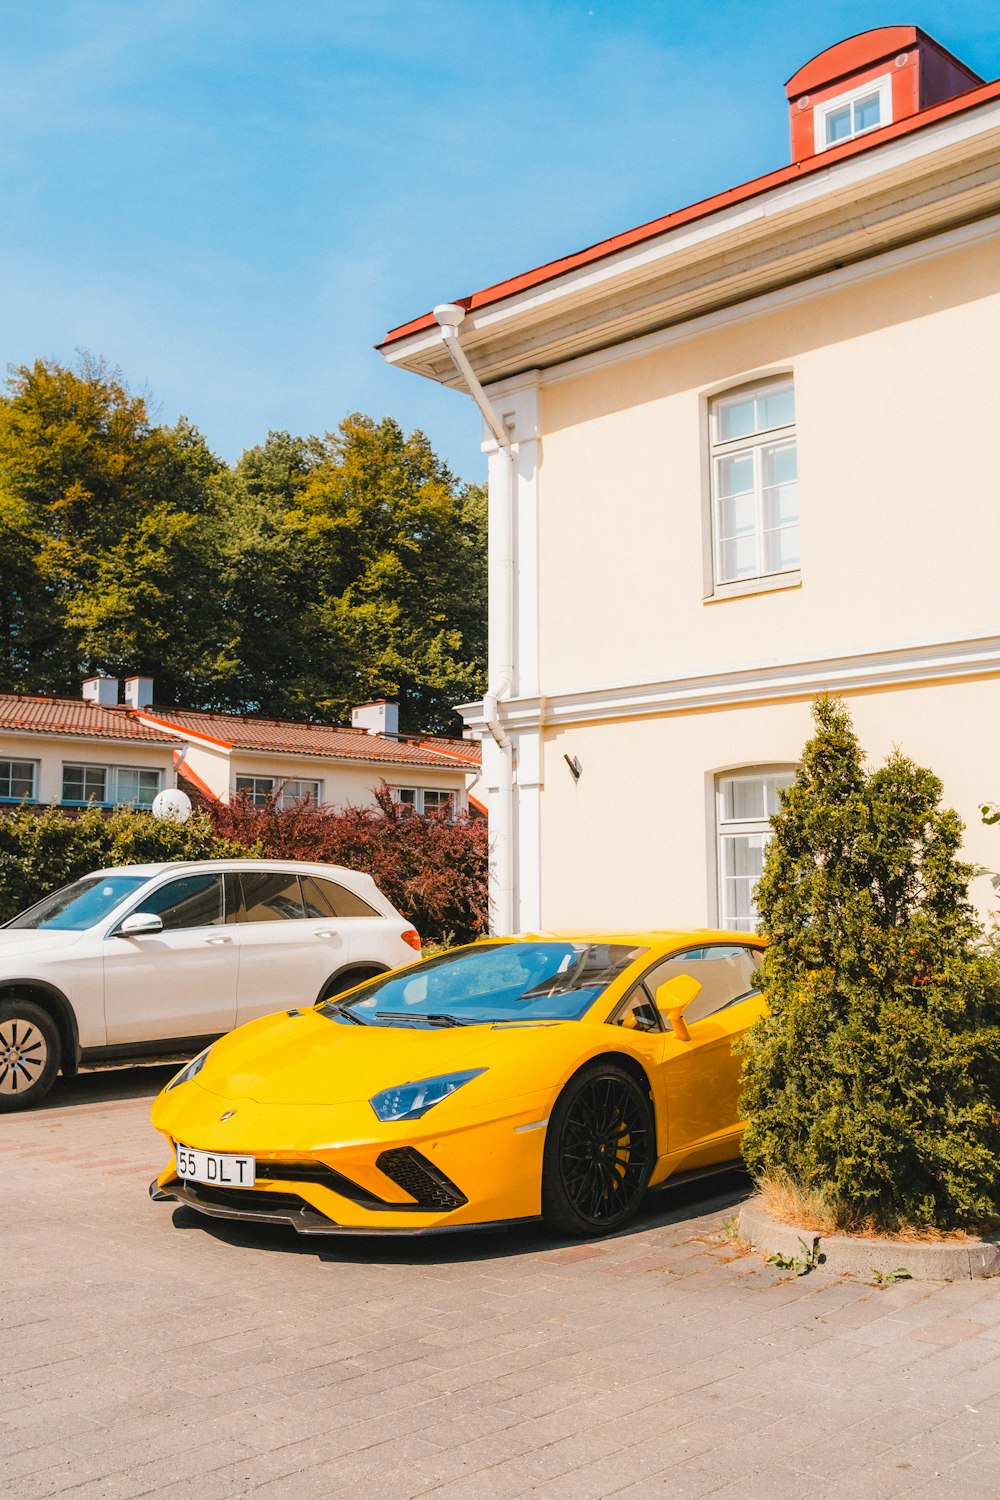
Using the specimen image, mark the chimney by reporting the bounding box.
[82,675,119,707]
[351,700,399,737]
[124,676,154,710]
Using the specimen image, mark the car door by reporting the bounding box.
[643,944,765,1170]
[102,871,238,1045]
[232,870,356,1023]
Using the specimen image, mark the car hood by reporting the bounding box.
[0,928,86,962]
[194,1007,574,1106]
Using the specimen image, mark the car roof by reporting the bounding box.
[88,859,373,884]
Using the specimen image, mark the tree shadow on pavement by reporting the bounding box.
[166,1167,753,1267]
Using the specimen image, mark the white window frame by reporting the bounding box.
[815,74,892,153]
[61,763,162,808]
[709,378,799,592]
[715,768,796,932]
[0,758,38,803]
[277,778,322,809]
[393,786,456,817]
[234,775,322,810]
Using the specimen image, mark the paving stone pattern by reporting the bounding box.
[2,1065,1000,1499]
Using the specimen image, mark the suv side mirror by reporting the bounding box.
[656,974,702,1043]
[118,911,164,938]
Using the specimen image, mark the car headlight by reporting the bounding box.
[369,1068,486,1122]
[165,1047,212,1092]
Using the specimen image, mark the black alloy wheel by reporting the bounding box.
[542,1062,654,1237]
[0,1000,60,1112]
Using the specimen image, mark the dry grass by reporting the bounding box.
[757,1174,974,1243]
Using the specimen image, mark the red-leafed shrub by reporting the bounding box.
[205,784,488,946]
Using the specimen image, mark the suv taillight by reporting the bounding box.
[402,929,422,952]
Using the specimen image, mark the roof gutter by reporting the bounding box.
[433,303,516,934]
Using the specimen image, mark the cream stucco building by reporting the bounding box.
[380,26,1000,933]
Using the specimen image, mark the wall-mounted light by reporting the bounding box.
[564,754,582,782]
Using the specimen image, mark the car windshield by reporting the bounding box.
[325,941,648,1026]
[7,874,150,931]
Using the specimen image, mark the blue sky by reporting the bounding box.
[2,1,998,484]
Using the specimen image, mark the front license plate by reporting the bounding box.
[175,1144,255,1188]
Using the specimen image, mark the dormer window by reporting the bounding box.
[815,75,892,151]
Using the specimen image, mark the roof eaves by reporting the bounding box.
[379,75,1000,350]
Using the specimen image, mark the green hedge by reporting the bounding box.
[0,804,253,924]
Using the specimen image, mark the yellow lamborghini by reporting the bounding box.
[150,930,765,1239]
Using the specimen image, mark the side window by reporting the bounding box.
[301,876,379,919]
[135,874,223,930]
[611,988,662,1033]
[709,379,798,589]
[238,871,305,923]
[642,945,762,1027]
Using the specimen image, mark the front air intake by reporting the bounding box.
[376,1148,467,1211]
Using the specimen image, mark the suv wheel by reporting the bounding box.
[0,1000,61,1112]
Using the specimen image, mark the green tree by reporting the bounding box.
[739,696,1000,1232]
[0,357,227,703]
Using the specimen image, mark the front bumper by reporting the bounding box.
[150,1084,552,1235]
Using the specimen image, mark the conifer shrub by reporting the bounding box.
[0,803,252,924]
[739,697,1000,1233]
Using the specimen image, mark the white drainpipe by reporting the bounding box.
[434,304,516,933]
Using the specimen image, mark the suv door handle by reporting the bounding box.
[314,930,342,940]
[205,935,233,945]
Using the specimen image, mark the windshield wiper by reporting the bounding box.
[375,1011,479,1028]
[324,1001,368,1025]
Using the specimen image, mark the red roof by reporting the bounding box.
[137,707,481,770]
[0,694,175,744]
[380,63,999,350]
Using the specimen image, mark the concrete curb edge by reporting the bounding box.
[739,1197,1000,1280]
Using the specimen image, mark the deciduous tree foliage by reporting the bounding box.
[0,360,487,734]
[739,697,1000,1232]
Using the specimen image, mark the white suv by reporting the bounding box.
[0,859,422,1111]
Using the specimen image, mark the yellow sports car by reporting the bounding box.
[150,930,764,1239]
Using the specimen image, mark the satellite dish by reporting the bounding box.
[152,788,193,824]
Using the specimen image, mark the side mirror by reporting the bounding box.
[118,911,164,938]
[656,974,702,1042]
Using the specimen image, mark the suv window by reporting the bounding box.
[134,874,224,931]
[238,871,305,923]
[301,875,379,919]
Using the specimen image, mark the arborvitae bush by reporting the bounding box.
[0,803,252,923]
[739,697,1000,1233]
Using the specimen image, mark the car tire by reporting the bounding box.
[0,999,61,1112]
[542,1061,654,1238]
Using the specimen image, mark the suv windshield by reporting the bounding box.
[325,941,647,1026]
[8,874,150,931]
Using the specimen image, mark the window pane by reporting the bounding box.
[826,104,853,143]
[302,876,379,919]
[717,453,754,500]
[646,946,762,1024]
[717,395,756,442]
[0,760,35,799]
[719,489,757,541]
[115,768,161,807]
[238,871,305,922]
[721,834,766,931]
[720,776,765,823]
[280,779,320,808]
[763,772,796,817]
[853,93,881,131]
[63,765,106,803]
[757,386,794,430]
[422,790,454,815]
[396,788,417,807]
[721,535,759,581]
[138,874,223,930]
[235,776,275,808]
[762,443,798,520]
[763,525,800,573]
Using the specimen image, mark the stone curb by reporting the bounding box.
[739,1197,1000,1280]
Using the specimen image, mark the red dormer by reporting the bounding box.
[785,26,983,161]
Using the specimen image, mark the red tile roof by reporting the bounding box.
[137,707,481,770]
[379,71,1000,349]
[0,694,175,743]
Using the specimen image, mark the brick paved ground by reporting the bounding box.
[3,1066,1000,1499]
